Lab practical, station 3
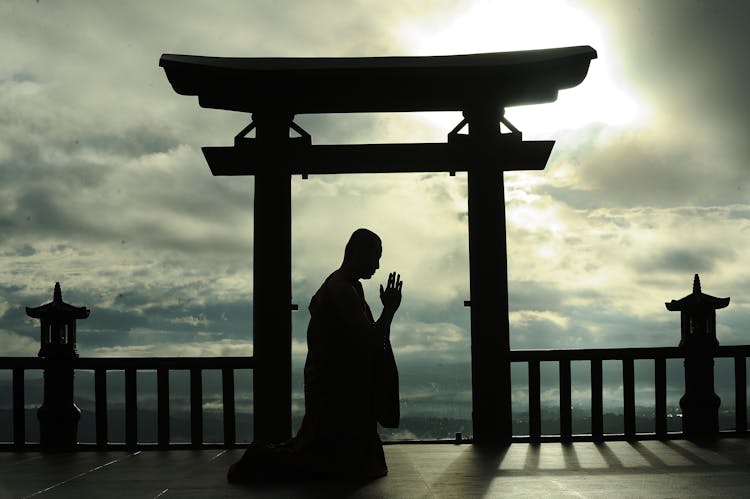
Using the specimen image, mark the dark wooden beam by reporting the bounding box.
[203,140,554,176]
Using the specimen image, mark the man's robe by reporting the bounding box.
[228,269,399,481]
[295,269,400,476]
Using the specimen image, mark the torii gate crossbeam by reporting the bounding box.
[160,46,596,445]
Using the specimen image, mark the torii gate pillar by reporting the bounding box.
[465,107,512,444]
[251,113,293,443]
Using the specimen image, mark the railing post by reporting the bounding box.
[623,358,635,439]
[591,359,603,441]
[125,368,137,448]
[157,367,170,447]
[559,359,572,441]
[655,357,667,438]
[13,368,25,448]
[222,368,236,446]
[190,368,203,446]
[95,368,108,446]
[528,360,541,441]
[735,356,747,434]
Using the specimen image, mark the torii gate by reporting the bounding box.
[160,46,596,445]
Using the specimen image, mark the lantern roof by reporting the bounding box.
[26,282,91,320]
[159,45,597,114]
[665,274,730,312]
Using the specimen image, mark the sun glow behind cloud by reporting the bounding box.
[398,0,649,135]
[386,3,662,344]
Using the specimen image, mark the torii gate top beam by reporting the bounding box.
[159,46,596,114]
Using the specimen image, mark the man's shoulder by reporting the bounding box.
[310,270,358,315]
[311,270,352,302]
[325,270,356,295]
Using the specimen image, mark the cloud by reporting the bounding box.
[585,0,750,129]
[1,0,749,430]
[635,246,737,275]
[541,125,749,209]
[0,329,38,356]
[87,338,252,358]
[391,320,469,362]
[1,3,749,447]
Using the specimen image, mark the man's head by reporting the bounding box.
[343,228,382,279]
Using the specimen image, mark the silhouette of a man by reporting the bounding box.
[228,228,402,482]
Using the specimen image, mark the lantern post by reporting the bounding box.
[666,274,729,439]
[26,282,90,450]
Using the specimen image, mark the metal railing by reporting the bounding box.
[3,345,749,448]
[510,345,749,442]
[1,356,253,449]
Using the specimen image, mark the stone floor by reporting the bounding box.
[2,439,749,498]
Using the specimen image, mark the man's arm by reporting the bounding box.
[329,271,403,340]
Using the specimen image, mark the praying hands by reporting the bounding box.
[380,272,403,313]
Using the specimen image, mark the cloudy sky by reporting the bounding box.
[1,1,749,423]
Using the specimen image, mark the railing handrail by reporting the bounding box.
[509,344,750,361]
[717,345,750,357]
[510,347,683,362]
[0,356,254,369]
[5,346,747,364]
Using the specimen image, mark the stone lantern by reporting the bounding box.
[27,282,89,359]
[665,274,729,438]
[26,282,90,449]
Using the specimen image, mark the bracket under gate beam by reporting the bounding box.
[234,119,313,147]
[500,116,521,137]
[234,117,313,179]
[448,115,522,140]
[446,120,467,176]
[234,121,256,145]
[289,121,311,142]
[448,118,468,138]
